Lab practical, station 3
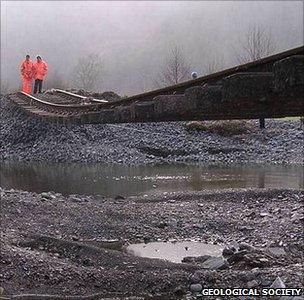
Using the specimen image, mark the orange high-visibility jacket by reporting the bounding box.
[20,60,34,80]
[33,60,48,80]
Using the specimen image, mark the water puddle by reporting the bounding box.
[126,241,224,263]
[0,162,303,197]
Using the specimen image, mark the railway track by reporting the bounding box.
[6,45,304,124]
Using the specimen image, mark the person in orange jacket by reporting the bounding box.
[33,55,48,94]
[20,54,34,94]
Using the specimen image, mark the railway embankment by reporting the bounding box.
[1,97,303,165]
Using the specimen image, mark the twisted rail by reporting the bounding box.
[7,45,304,123]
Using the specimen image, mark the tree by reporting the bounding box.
[202,57,225,75]
[236,24,276,64]
[72,53,103,91]
[155,45,191,88]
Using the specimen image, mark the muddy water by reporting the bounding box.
[126,241,224,263]
[0,162,303,197]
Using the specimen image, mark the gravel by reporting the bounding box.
[1,97,303,165]
[1,187,303,298]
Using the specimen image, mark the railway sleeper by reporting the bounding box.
[222,72,274,102]
[153,94,195,116]
[273,55,304,92]
[184,85,222,109]
[133,101,155,121]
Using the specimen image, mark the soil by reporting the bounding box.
[1,188,303,299]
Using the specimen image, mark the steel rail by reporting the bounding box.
[54,89,108,103]
[18,92,104,115]
[65,45,303,110]
[100,45,304,107]
[13,45,304,116]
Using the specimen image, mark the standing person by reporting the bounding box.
[33,55,48,94]
[20,55,34,94]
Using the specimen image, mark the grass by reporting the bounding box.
[185,120,255,136]
[275,116,301,121]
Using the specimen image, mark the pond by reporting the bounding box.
[126,241,224,263]
[0,162,302,197]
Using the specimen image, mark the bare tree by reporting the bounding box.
[73,53,103,90]
[202,57,225,75]
[236,24,276,63]
[155,45,191,88]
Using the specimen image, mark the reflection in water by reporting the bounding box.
[0,162,303,197]
[126,241,224,263]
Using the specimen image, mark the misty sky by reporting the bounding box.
[1,1,303,95]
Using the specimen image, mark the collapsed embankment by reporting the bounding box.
[1,97,303,165]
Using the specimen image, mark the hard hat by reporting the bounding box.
[191,71,198,79]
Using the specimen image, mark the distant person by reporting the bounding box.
[20,54,34,94]
[191,71,198,79]
[33,55,48,94]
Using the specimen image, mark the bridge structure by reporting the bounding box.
[6,46,304,125]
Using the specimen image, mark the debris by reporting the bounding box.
[190,283,203,293]
[270,276,286,288]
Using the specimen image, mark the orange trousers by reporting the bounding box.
[22,78,32,94]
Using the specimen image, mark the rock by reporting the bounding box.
[82,258,93,266]
[0,287,4,295]
[247,279,259,288]
[190,283,203,293]
[115,195,125,200]
[227,250,248,264]
[243,253,271,267]
[267,247,286,257]
[260,278,272,287]
[182,255,211,264]
[246,211,256,218]
[201,257,229,270]
[189,272,202,284]
[260,212,270,217]
[222,247,236,257]
[156,222,168,229]
[239,243,256,251]
[174,286,186,296]
[270,276,286,288]
[70,196,83,203]
[41,192,55,200]
[239,225,255,232]
[239,272,256,282]
[143,237,151,244]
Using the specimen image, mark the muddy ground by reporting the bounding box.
[1,188,303,299]
[1,97,303,165]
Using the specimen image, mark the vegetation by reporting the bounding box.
[72,53,104,90]
[235,24,276,63]
[155,45,191,87]
[185,120,254,136]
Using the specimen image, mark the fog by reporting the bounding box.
[1,1,303,95]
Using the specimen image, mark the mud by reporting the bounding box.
[1,188,303,299]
